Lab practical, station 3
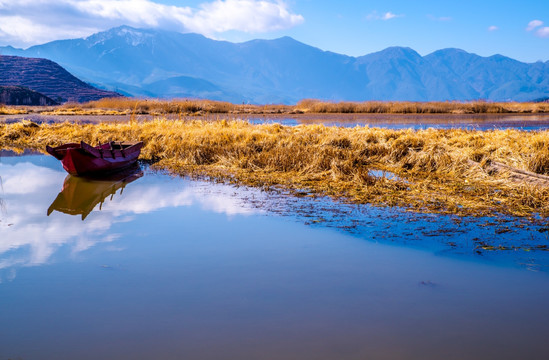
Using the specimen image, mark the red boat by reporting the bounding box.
[46,140,144,176]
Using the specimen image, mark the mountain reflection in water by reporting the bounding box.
[47,166,143,220]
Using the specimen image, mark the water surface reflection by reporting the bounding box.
[3,113,549,130]
[0,156,260,279]
[48,167,144,220]
[1,154,549,360]
[248,113,549,130]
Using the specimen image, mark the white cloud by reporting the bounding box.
[427,14,452,22]
[537,27,549,38]
[525,20,549,38]
[381,12,402,21]
[72,0,193,26]
[526,19,543,31]
[0,14,102,47]
[367,11,404,21]
[185,0,304,35]
[0,0,304,48]
[488,25,498,32]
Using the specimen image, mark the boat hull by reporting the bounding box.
[46,141,143,176]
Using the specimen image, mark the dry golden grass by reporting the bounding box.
[3,98,549,116]
[296,99,549,114]
[0,106,29,115]
[79,98,292,115]
[76,98,549,115]
[2,119,549,218]
[41,107,128,116]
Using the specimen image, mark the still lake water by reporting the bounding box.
[2,113,549,130]
[247,113,549,131]
[1,154,549,360]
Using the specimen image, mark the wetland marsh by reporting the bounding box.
[1,110,549,359]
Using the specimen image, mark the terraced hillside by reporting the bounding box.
[0,55,120,103]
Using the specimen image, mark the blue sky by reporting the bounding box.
[0,0,548,62]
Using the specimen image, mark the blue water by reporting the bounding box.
[1,154,549,360]
[246,113,549,131]
[3,113,549,131]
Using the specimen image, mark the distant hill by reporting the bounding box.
[0,85,58,106]
[2,26,548,103]
[0,55,121,103]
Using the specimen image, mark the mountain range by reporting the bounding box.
[1,26,548,104]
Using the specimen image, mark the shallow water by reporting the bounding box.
[1,154,549,360]
[2,113,549,130]
[247,113,549,130]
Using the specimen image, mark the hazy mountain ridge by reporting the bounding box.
[2,26,548,103]
[0,55,121,103]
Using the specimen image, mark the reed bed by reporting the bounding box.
[2,119,549,218]
[3,99,549,116]
[77,98,292,115]
[296,99,549,114]
[51,98,549,115]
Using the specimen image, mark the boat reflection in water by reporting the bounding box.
[47,165,143,220]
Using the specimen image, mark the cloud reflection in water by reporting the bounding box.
[0,159,260,282]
